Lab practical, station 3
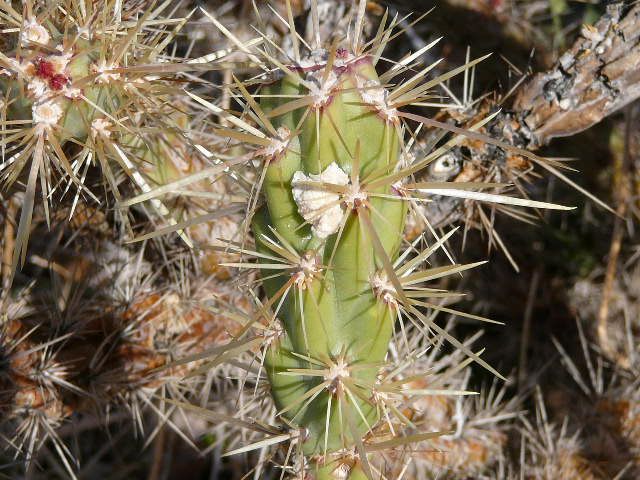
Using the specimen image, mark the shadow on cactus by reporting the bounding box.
[147,3,577,479]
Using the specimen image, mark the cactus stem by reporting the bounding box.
[192,6,577,477]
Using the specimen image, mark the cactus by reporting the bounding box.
[0,1,200,278]
[0,218,251,477]
[0,2,243,475]
[518,390,599,480]
[254,49,406,461]
[174,3,567,477]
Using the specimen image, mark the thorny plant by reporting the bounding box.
[148,1,581,479]
[550,319,640,478]
[0,1,247,476]
[0,0,233,284]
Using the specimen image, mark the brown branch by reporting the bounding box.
[513,3,640,148]
[419,4,640,225]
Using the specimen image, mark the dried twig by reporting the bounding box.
[419,4,639,234]
[597,210,626,362]
[597,106,635,368]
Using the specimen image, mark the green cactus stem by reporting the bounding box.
[253,49,406,458]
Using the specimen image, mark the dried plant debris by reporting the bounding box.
[398,4,640,269]
[548,320,640,479]
[514,3,640,148]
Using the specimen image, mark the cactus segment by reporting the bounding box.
[254,51,406,456]
[1,37,120,143]
[0,7,195,274]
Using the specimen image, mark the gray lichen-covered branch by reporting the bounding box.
[513,3,640,148]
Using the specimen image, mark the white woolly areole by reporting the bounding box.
[305,69,339,108]
[291,162,349,239]
[32,101,63,129]
[93,59,121,83]
[343,183,367,208]
[21,18,50,45]
[292,251,321,289]
[370,270,397,307]
[262,319,284,347]
[324,358,351,394]
[356,76,397,120]
[260,126,290,158]
[62,86,82,99]
[91,118,112,138]
[298,49,328,69]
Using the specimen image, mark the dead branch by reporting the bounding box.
[514,3,640,148]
